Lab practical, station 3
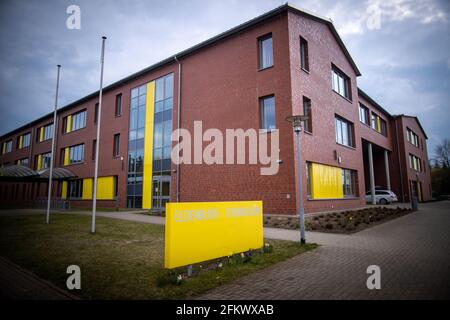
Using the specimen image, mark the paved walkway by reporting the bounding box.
[1,202,449,299]
[198,201,450,299]
[0,257,77,300]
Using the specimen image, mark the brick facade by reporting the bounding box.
[0,4,432,213]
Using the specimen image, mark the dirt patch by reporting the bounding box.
[264,207,412,234]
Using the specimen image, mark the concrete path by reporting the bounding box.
[0,257,77,300]
[198,201,450,299]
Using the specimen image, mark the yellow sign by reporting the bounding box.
[164,201,263,269]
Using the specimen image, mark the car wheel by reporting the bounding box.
[379,198,388,205]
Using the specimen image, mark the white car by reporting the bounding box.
[365,190,398,205]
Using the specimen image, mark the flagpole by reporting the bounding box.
[92,36,107,233]
[46,64,61,224]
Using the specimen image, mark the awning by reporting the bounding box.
[0,165,39,178]
[0,165,77,181]
[38,167,78,180]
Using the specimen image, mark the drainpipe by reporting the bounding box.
[174,56,182,202]
[394,119,405,202]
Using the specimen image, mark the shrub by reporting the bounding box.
[325,223,333,229]
[156,271,182,287]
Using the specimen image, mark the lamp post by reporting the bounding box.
[286,115,308,244]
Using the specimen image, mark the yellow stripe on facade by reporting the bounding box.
[66,115,72,133]
[64,147,70,166]
[82,178,93,200]
[310,163,343,199]
[19,136,23,149]
[61,181,68,199]
[142,81,155,209]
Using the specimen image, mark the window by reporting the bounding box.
[359,104,369,125]
[407,128,419,147]
[36,152,51,170]
[92,139,97,161]
[37,124,53,142]
[371,112,387,136]
[115,94,122,116]
[64,110,86,133]
[68,179,83,199]
[342,169,357,197]
[69,144,84,164]
[17,133,31,149]
[260,95,276,130]
[335,116,355,147]
[380,118,387,136]
[113,134,120,157]
[303,96,312,133]
[331,66,351,100]
[16,158,29,167]
[409,154,421,172]
[94,103,99,124]
[258,34,273,69]
[2,140,12,154]
[300,36,309,71]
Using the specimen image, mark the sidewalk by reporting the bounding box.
[0,257,77,300]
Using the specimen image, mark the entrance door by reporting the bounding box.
[152,175,170,211]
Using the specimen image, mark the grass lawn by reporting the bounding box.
[0,214,316,299]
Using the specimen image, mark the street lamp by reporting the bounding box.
[286,115,308,244]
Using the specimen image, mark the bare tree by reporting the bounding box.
[434,139,450,168]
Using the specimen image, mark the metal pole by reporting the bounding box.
[296,131,306,244]
[92,36,106,233]
[174,56,181,202]
[46,64,61,224]
[368,142,376,205]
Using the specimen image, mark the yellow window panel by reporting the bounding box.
[66,115,72,133]
[61,181,68,199]
[37,154,43,170]
[64,147,70,166]
[39,127,44,142]
[97,176,116,200]
[310,163,343,199]
[82,178,93,200]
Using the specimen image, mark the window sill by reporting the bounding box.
[259,128,278,134]
[64,162,85,167]
[307,196,359,201]
[258,65,274,72]
[301,67,310,74]
[303,130,312,136]
[336,142,356,150]
[64,127,86,135]
[332,89,353,103]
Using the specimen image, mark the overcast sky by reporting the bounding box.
[0,0,449,156]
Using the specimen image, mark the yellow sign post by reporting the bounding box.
[164,201,263,269]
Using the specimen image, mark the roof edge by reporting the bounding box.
[357,88,392,118]
[392,114,428,139]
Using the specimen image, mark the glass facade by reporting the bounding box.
[127,84,146,208]
[152,74,173,210]
[126,73,173,209]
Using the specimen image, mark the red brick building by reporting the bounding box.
[0,4,432,214]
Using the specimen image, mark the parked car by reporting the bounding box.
[365,190,398,204]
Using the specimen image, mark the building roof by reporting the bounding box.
[357,88,393,119]
[0,3,361,140]
[393,115,428,139]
